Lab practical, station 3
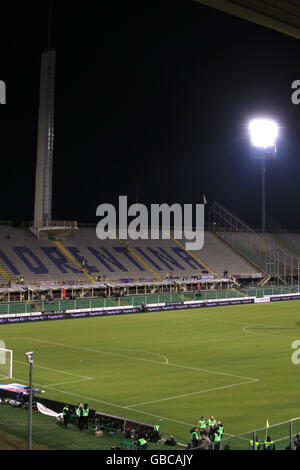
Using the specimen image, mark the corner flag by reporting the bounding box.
[265,419,270,439]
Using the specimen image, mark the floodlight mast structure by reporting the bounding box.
[33,48,56,230]
[31,2,78,240]
[261,156,266,232]
[249,119,279,232]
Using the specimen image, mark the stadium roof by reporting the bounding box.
[195,0,300,40]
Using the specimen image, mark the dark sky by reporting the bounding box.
[0,0,299,229]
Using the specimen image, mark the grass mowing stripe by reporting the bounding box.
[21,336,259,382]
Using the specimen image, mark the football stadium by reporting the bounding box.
[2,202,300,451]
[1,0,300,454]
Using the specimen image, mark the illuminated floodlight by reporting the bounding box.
[248,118,279,232]
[249,119,279,148]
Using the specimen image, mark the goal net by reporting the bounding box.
[0,347,13,380]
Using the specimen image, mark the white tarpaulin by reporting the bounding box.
[36,402,61,419]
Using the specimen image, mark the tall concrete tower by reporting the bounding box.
[31,2,77,239]
[33,48,56,230]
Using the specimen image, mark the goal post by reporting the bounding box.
[0,347,13,380]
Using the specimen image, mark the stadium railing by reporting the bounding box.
[211,418,300,450]
[0,287,299,315]
[0,290,250,315]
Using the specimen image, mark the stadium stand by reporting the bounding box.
[270,232,300,258]
[177,231,259,277]
[209,202,300,288]
[0,225,260,285]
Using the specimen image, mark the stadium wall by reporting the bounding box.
[1,292,300,325]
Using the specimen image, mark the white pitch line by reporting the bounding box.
[14,359,93,381]
[125,348,169,365]
[126,379,257,408]
[9,376,92,389]
[11,338,241,435]
[40,378,93,387]
[33,383,196,428]
[0,373,234,438]
[21,337,258,382]
[166,362,259,382]
[21,337,169,367]
[19,337,260,426]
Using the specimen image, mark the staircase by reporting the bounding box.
[209,202,300,286]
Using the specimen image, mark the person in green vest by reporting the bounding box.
[206,416,216,439]
[213,429,222,450]
[76,402,83,429]
[216,421,224,437]
[137,437,148,449]
[190,427,200,448]
[80,258,86,273]
[62,404,70,427]
[249,437,260,450]
[198,416,206,435]
[153,424,160,443]
[264,436,275,450]
[81,403,89,432]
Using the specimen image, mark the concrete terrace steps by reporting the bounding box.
[0,226,261,283]
[0,227,87,282]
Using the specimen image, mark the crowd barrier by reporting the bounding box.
[0,291,300,325]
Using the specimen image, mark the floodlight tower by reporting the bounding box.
[33,48,56,230]
[249,119,279,232]
[33,0,56,234]
[31,1,78,239]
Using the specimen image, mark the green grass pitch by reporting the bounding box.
[1,301,300,444]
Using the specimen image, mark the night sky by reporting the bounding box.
[0,0,299,229]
